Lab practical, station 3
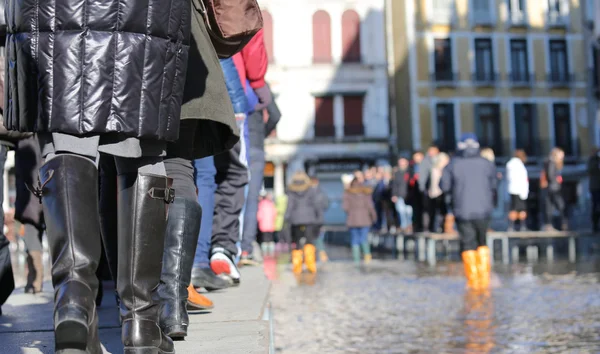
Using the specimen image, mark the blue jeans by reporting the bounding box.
[395,198,413,229]
[193,156,217,269]
[350,227,370,246]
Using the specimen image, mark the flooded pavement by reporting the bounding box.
[269,246,600,354]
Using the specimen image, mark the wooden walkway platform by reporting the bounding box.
[323,226,600,266]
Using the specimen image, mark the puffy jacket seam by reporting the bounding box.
[79,0,88,133]
[110,0,122,126]
[137,37,148,137]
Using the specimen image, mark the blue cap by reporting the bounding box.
[457,133,480,150]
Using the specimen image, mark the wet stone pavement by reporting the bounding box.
[268,246,600,354]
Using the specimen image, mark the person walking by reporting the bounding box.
[587,148,600,232]
[5,0,193,350]
[188,55,249,291]
[542,148,567,231]
[343,178,377,266]
[392,158,413,233]
[441,134,496,290]
[257,192,278,257]
[506,150,529,231]
[285,171,319,274]
[209,30,271,279]
[241,84,281,263]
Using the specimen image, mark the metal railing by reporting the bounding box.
[546,72,574,87]
[508,72,535,86]
[472,71,498,86]
[546,11,568,28]
[507,11,528,27]
[430,71,458,86]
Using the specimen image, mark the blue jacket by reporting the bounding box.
[219,58,249,115]
[440,147,497,220]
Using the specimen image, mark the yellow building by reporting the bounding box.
[389,0,597,160]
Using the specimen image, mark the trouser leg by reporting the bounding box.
[241,147,265,253]
[211,143,248,258]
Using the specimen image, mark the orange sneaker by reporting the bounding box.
[187,285,214,311]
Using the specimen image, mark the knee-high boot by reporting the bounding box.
[38,155,102,354]
[159,197,202,339]
[117,173,175,354]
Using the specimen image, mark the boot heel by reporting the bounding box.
[124,347,161,354]
[54,305,89,351]
[164,324,187,339]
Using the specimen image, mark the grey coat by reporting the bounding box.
[172,2,238,159]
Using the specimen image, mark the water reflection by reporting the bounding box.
[461,290,495,354]
[270,246,600,353]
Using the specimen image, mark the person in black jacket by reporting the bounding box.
[392,158,413,233]
[542,147,566,231]
[4,0,194,349]
[441,133,496,290]
[285,171,319,274]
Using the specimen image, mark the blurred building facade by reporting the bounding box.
[389,0,598,229]
[390,0,596,158]
[259,0,389,224]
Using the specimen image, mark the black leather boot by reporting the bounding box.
[38,155,102,354]
[159,198,202,339]
[117,173,175,354]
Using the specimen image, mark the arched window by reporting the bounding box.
[262,10,274,63]
[312,10,332,63]
[341,10,361,63]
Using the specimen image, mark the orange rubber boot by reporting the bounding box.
[291,250,304,274]
[477,246,491,289]
[187,285,214,310]
[461,250,480,290]
[304,244,317,274]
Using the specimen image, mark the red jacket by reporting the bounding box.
[232,29,268,91]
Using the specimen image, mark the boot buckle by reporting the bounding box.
[27,169,54,204]
[147,187,175,204]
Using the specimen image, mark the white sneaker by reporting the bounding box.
[210,250,241,285]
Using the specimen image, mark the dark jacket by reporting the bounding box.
[343,186,377,228]
[440,147,496,220]
[588,155,600,192]
[285,174,318,225]
[544,160,563,193]
[5,0,190,141]
[391,169,410,199]
[15,136,43,229]
[312,185,330,225]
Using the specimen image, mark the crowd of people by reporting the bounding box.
[348,142,600,237]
